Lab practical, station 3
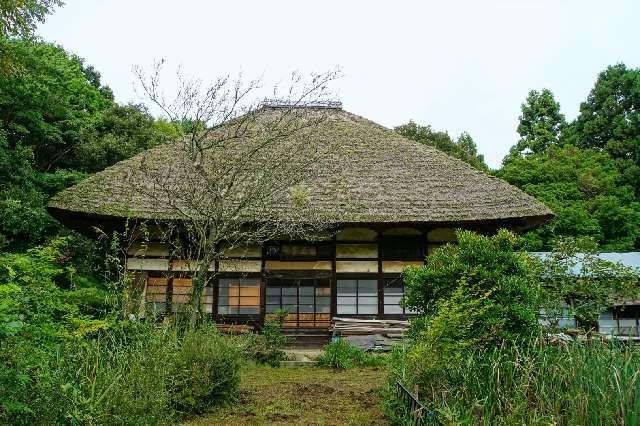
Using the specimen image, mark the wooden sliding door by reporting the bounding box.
[265,276,331,329]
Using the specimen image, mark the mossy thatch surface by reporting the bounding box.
[48,107,553,227]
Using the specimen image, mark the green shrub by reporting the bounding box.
[170,325,242,414]
[384,229,640,424]
[1,239,244,423]
[1,323,174,425]
[316,339,386,369]
[234,310,289,367]
[404,229,541,347]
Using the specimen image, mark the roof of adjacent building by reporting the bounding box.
[48,106,553,228]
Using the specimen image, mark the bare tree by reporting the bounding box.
[126,62,343,326]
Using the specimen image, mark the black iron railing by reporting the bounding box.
[395,380,435,425]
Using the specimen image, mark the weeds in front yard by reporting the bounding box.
[1,323,242,425]
[229,310,289,367]
[384,340,640,425]
[316,339,386,369]
[186,365,388,426]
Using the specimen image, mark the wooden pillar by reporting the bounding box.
[377,226,384,320]
[260,245,267,329]
[330,235,337,321]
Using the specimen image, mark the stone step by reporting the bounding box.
[282,328,331,348]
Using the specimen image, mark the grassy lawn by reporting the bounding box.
[186,366,389,425]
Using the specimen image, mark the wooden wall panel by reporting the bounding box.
[265,261,332,271]
[382,261,424,273]
[171,260,197,271]
[126,258,169,271]
[220,244,262,258]
[335,260,378,273]
[335,227,377,241]
[218,260,262,273]
[127,243,170,257]
[336,244,378,259]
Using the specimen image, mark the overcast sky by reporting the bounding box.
[38,0,640,168]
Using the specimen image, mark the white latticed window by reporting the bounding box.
[337,279,378,315]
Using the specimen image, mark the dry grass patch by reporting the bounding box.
[186,365,388,425]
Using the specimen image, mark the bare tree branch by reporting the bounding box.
[127,64,343,325]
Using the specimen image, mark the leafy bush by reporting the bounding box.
[257,310,289,366]
[316,339,386,369]
[235,310,289,367]
[404,229,541,345]
[170,326,242,414]
[28,325,175,425]
[402,229,541,381]
[385,229,640,424]
[0,237,112,342]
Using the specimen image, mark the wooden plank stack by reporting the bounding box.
[331,317,410,350]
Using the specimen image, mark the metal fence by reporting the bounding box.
[395,380,435,425]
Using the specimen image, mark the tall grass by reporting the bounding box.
[316,339,387,369]
[1,323,242,425]
[385,341,640,425]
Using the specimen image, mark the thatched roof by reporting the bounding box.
[48,106,553,229]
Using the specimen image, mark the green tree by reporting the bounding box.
[0,39,114,171]
[395,121,487,169]
[456,131,486,169]
[75,103,176,172]
[0,0,63,38]
[510,88,565,158]
[402,229,541,381]
[571,64,640,168]
[497,144,640,250]
[0,39,175,249]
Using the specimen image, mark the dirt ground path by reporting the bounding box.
[186,366,389,425]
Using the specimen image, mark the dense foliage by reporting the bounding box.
[498,63,640,250]
[0,38,176,250]
[0,0,63,38]
[0,237,111,342]
[385,230,640,424]
[571,63,640,168]
[499,144,640,250]
[402,230,541,377]
[2,323,242,424]
[0,239,242,424]
[511,88,565,156]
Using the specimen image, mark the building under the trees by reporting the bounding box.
[48,103,553,341]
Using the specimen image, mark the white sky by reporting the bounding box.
[38,0,640,168]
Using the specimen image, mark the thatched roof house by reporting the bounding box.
[48,104,552,336]
[49,106,552,228]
